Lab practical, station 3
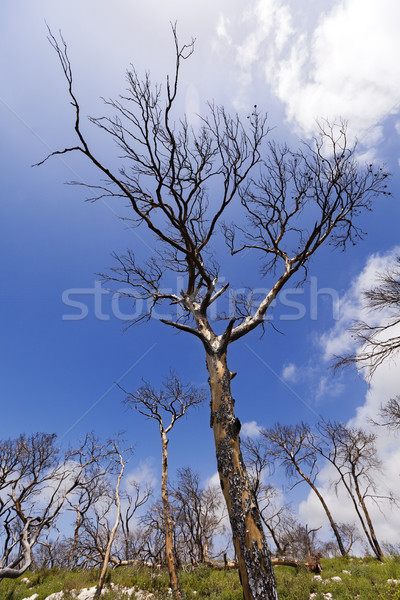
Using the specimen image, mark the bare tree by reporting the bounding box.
[336,257,400,377]
[242,437,296,556]
[171,467,227,565]
[124,373,204,599]
[0,433,100,580]
[94,441,132,600]
[261,424,348,557]
[41,25,390,600]
[312,420,393,561]
[116,480,153,566]
[376,395,400,429]
[139,498,170,565]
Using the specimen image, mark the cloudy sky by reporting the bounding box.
[1,0,400,549]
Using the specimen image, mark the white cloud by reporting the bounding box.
[205,470,221,489]
[282,362,297,382]
[126,458,157,491]
[241,420,262,438]
[222,0,400,144]
[315,375,344,402]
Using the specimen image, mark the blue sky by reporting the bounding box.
[1,0,400,544]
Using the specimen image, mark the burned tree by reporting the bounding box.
[93,441,134,600]
[172,467,227,565]
[124,373,204,599]
[336,257,400,377]
[377,395,400,429]
[242,436,298,557]
[312,420,392,561]
[41,25,390,600]
[261,424,348,557]
[0,433,100,580]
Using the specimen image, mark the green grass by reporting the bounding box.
[1,557,400,599]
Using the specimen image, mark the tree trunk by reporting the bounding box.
[351,468,384,561]
[261,518,284,556]
[206,351,279,600]
[161,432,182,599]
[328,462,381,560]
[68,510,82,569]
[293,465,347,557]
[94,460,124,600]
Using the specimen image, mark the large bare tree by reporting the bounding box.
[124,373,204,599]
[41,26,390,599]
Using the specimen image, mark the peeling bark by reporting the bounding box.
[206,350,278,600]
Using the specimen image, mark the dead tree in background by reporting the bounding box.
[171,467,227,565]
[124,373,204,599]
[0,433,100,580]
[117,480,152,566]
[312,420,392,561]
[376,395,400,429]
[41,24,390,600]
[242,437,296,556]
[261,424,348,557]
[65,435,112,569]
[336,257,400,377]
[94,441,132,600]
[140,498,170,565]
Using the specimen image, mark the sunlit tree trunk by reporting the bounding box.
[94,453,124,600]
[206,351,278,600]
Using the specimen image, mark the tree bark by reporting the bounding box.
[161,431,182,599]
[206,351,278,600]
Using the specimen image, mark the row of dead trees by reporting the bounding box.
[2,399,399,589]
[243,418,398,563]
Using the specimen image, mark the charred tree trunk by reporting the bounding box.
[161,432,182,599]
[206,351,278,600]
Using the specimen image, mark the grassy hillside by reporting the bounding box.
[1,557,400,600]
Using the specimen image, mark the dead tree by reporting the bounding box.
[41,25,390,600]
[0,433,100,580]
[94,441,132,600]
[171,467,227,565]
[117,480,153,566]
[375,395,400,429]
[65,435,113,569]
[336,257,400,377]
[261,424,348,557]
[124,373,204,599]
[242,437,296,556]
[312,420,392,561]
[139,498,170,565]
